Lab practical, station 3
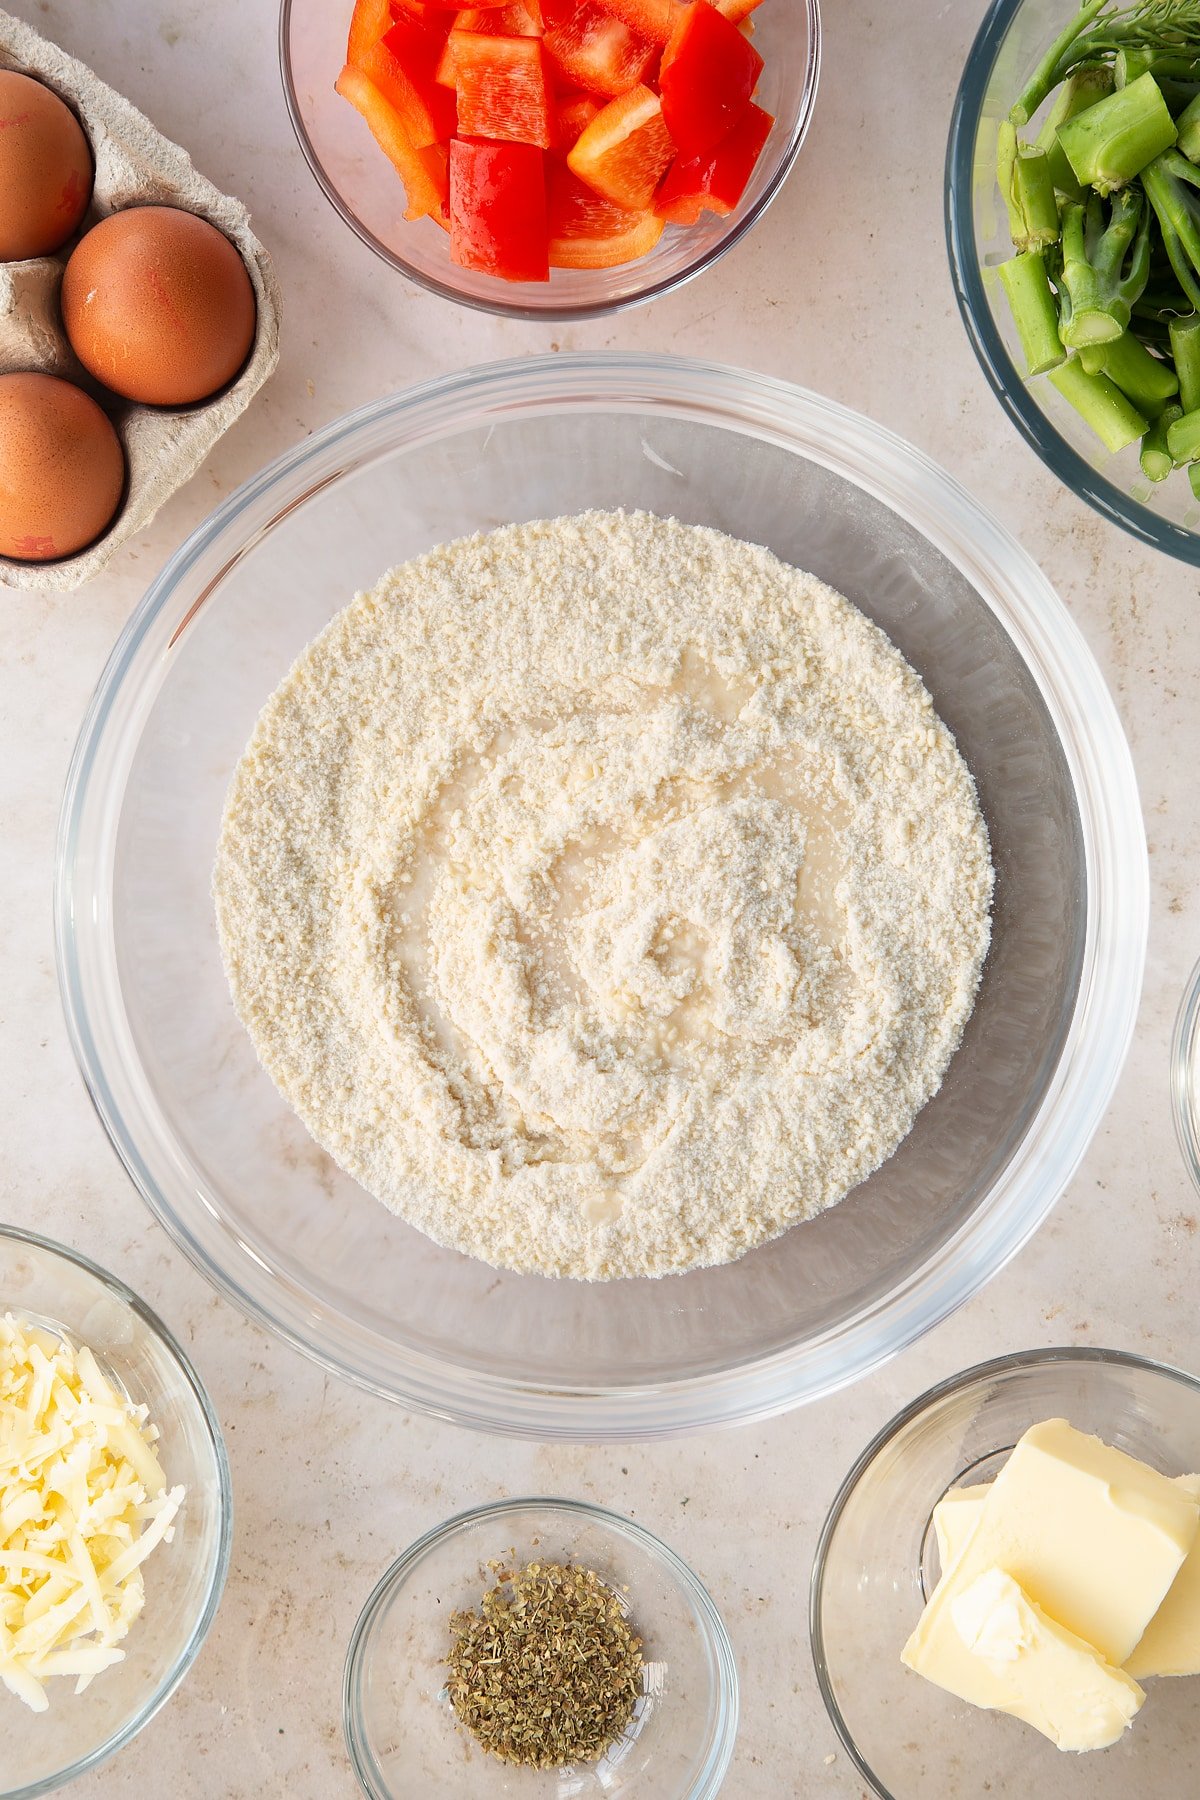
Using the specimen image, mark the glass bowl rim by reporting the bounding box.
[1171,953,1200,1199]
[54,349,1148,1439]
[944,0,1200,567]
[0,1223,233,1800]
[808,1343,1200,1800]
[342,1493,739,1800]
[276,0,823,323]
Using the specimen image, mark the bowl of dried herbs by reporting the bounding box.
[343,1497,738,1797]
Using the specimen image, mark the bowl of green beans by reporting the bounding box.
[948,0,1200,562]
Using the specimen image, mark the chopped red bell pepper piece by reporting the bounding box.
[654,97,771,221]
[541,0,656,97]
[354,17,456,147]
[714,0,762,19]
[449,139,549,280]
[452,32,553,146]
[455,3,542,30]
[347,0,392,63]
[335,63,449,220]
[659,0,762,154]
[567,84,675,209]
[547,164,665,265]
[593,0,682,45]
[554,89,603,149]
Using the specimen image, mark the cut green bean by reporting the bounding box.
[1099,330,1180,412]
[1058,73,1177,193]
[1167,406,1200,461]
[1140,403,1182,480]
[999,251,1067,376]
[1190,461,1200,497]
[1048,358,1149,452]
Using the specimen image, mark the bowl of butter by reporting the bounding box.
[811,1348,1200,1797]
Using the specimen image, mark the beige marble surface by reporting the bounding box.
[2,0,1199,1794]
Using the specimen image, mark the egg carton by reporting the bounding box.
[0,8,281,591]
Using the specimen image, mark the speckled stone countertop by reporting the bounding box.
[2,1,1199,1795]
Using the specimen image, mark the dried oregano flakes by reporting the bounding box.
[447,1558,644,1767]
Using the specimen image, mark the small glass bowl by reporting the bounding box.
[0,1227,231,1799]
[278,0,820,320]
[811,1347,1200,1799]
[1172,955,1200,1196]
[947,0,1200,563]
[343,1497,737,1798]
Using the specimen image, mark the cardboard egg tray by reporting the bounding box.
[0,8,282,591]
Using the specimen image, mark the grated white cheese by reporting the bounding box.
[0,1314,184,1712]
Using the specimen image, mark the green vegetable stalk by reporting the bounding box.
[1141,147,1200,307]
[1037,65,1115,198]
[1011,0,1110,124]
[1177,90,1200,159]
[1140,401,1183,478]
[1013,1,1200,123]
[998,125,1062,249]
[1098,329,1180,408]
[1169,311,1200,405]
[999,251,1067,374]
[1057,71,1177,191]
[1167,404,1200,458]
[1048,358,1149,451]
[1057,190,1151,347]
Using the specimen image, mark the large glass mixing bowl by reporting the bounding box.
[55,354,1147,1439]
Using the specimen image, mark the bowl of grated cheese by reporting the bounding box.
[0,1227,230,1796]
[55,353,1147,1439]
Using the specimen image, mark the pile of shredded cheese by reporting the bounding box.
[0,1313,184,1712]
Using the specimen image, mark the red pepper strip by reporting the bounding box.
[547,164,664,266]
[654,98,771,222]
[452,33,553,147]
[455,3,542,30]
[592,0,681,45]
[541,0,655,98]
[659,0,762,154]
[347,0,392,64]
[449,139,549,280]
[335,64,449,219]
[436,8,541,86]
[355,18,456,146]
[567,84,675,209]
[554,89,603,150]
[714,0,762,19]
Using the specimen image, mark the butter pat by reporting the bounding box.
[941,1568,1144,1751]
[932,1481,989,1572]
[1126,1473,1200,1678]
[936,1472,1200,1680]
[905,1420,1199,1678]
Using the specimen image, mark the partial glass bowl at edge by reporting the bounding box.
[55,352,1148,1440]
[1172,954,1200,1199]
[278,0,821,320]
[811,1347,1200,1799]
[343,1498,737,1800]
[947,0,1200,563]
[0,1227,230,1800]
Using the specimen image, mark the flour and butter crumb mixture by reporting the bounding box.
[214,511,993,1280]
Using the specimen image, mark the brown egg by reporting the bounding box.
[0,70,93,261]
[61,206,257,407]
[0,373,125,562]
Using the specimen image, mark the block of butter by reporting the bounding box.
[934,1471,1200,1680]
[942,1567,1144,1752]
[903,1419,1200,1749]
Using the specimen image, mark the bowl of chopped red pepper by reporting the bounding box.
[280,0,820,316]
